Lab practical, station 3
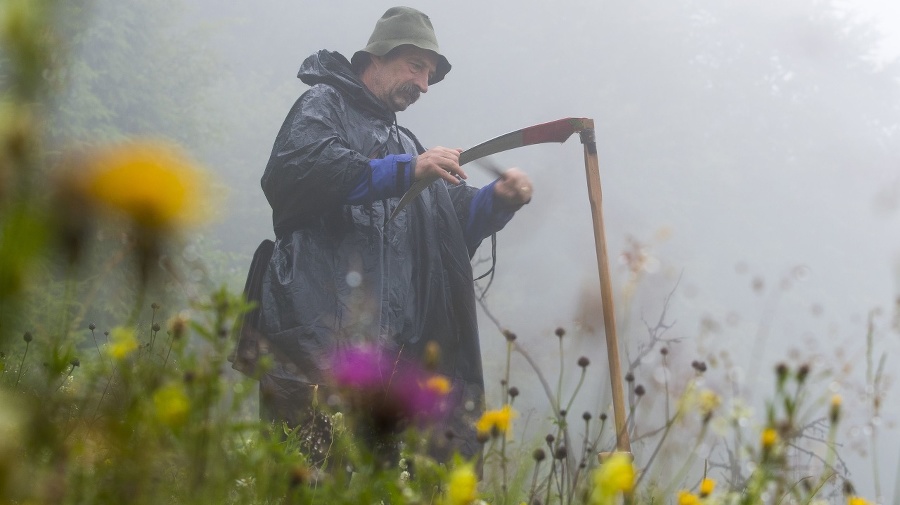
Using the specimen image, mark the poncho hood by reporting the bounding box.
[297,50,392,119]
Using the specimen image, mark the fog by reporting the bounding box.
[62,0,900,499]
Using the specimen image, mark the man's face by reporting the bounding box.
[366,45,438,112]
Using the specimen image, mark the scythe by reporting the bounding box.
[392,118,632,454]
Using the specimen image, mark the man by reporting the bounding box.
[232,6,532,463]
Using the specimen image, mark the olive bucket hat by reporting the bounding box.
[351,6,451,85]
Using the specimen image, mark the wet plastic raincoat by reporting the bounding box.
[233,50,517,459]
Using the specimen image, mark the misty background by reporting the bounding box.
[51,0,900,499]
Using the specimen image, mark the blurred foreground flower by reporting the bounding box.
[330,343,452,434]
[105,326,138,360]
[443,463,478,505]
[66,140,213,232]
[475,404,515,438]
[590,452,635,505]
[761,427,779,449]
[153,382,190,427]
[699,477,715,497]
[677,490,701,505]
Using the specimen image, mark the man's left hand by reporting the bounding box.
[493,168,533,208]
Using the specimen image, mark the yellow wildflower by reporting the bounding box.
[590,452,635,505]
[761,427,779,448]
[677,490,700,505]
[698,389,720,417]
[475,404,516,437]
[106,327,138,360]
[424,375,452,396]
[847,496,872,505]
[153,382,190,427]
[699,477,715,497]
[444,463,478,505]
[82,140,212,230]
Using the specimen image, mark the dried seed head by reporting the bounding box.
[170,316,187,339]
[660,347,669,355]
[554,327,565,338]
[476,431,491,444]
[23,332,32,343]
[634,384,646,396]
[152,323,161,332]
[88,323,96,331]
[532,448,546,462]
[582,411,592,421]
[508,386,519,398]
[545,434,555,444]
[503,329,517,342]
[691,360,707,373]
[577,356,590,368]
[624,372,634,382]
[70,358,80,367]
[842,480,855,496]
[797,364,810,383]
[775,362,789,383]
[559,409,567,418]
[801,478,813,493]
[599,413,608,421]
[554,445,567,460]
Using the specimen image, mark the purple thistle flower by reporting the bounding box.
[329,343,452,433]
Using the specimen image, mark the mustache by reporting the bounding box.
[399,83,421,102]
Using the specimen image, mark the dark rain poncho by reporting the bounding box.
[233,50,516,459]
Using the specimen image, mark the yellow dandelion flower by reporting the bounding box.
[590,452,635,504]
[445,463,478,505]
[105,326,138,360]
[847,496,872,505]
[475,404,516,437]
[677,490,701,505]
[82,140,212,230]
[699,477,715,497]
[698,389,720,416]
[153,382,190,427]
[424,375,452,396]
[761,427,779,448]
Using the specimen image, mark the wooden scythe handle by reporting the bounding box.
[579,121,631,454]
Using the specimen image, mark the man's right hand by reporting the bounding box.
[414,147,467,185]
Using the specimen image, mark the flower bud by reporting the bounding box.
[830,394,842,424]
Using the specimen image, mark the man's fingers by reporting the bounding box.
[416,147,469,183]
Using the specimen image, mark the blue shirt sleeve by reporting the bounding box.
[345,154,415,204]
[464,180,517,252]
